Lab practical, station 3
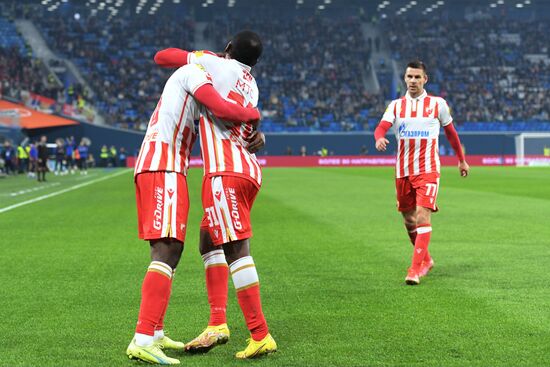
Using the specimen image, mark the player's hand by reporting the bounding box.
[246,130,265,154]
[375,138,390,152]
[459,161,470,177]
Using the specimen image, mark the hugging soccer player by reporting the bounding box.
[374,60,470,285]
[154,31,277,358]
[128,62,260,365]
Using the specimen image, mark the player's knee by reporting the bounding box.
[150,239,183,269]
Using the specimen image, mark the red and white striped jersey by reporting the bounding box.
[188,51,262,187]
[381,90,453,178]
[135,64,211,176]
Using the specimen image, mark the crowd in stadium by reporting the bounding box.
[1,3,550,133]
[205,16,384,132]
[27,6,195,129]
[385,18,550,123]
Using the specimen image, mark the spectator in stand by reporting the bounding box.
[300,145,307,156]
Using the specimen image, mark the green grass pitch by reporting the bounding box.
[1,167,549,367]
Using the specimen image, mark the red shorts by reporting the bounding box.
[200,175,259,246]
[396,172,440,212]
[135,171,189,242]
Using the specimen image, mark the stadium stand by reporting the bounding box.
[384,19,550,128]
[28,5,195,130]
[1,2,549,132]
[204,17,382,132]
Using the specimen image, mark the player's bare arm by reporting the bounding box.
[443,123,469,177]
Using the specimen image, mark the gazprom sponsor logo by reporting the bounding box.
[399,124,429,138]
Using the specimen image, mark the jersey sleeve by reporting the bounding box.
[437,98,453,126]
[177,64,213,95]
[187,51,223,71]
[380,100,397,125]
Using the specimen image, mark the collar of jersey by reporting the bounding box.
[233,59,252,71]
[405,90,427,101]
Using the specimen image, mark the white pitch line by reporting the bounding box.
[0,169,131,214]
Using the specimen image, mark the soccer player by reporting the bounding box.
[374,60,470,285]
[127,63,261,365]
[154,31,277,359]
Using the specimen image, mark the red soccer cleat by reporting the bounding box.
[405,268,420,285]
[418,258,435,278]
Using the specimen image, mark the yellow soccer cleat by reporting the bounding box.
[235,333,277,359]
[156,335,184,350]
[184,324,230,353]
[126,339,180,365]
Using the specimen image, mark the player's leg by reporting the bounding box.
[406,174,439,284]
[184,176,231,353]
[397,177,423,284]
[183,229,230,353]
[409,206,432,272]
[223,239,276,359]
[401,209,418,245]
[127,172,189,364]
[127,238,182,364]
[402,208,433,274]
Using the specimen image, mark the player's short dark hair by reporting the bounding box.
[406,60,427,74]
[228,30,263,67]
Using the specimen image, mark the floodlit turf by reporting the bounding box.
[1,166,549,367]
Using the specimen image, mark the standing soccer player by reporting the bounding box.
[374,60,470,285]
[154,31,276,359]
[127,63,260,365]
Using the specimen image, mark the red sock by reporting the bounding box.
[411,224,432,271]
[230,256,268,341]
[407,226,431,263]
[202,250,229,326]
[135,261,173,336]
[155,277,173,332]
[407,226,417,245]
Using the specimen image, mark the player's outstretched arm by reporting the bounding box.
[154,48,190,68]
[374,120,392,152]
[443,123,469,177]
[194,84,260,126]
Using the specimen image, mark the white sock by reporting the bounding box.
[154,329,164,341]
[134,332,154,347]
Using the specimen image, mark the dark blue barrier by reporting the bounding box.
[258,132,517,156]
[24,121,520,158]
